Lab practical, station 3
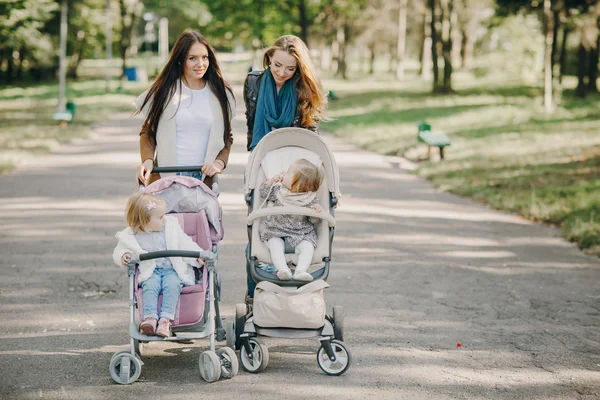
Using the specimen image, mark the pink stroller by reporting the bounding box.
[109,168,237,384]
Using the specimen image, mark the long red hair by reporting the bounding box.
[263,35,326,128]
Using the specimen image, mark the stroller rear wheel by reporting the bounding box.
[332,306,344,342]
[109,352,142,384]
[198,350,221,383]
[217,347,239,379]
[240,337,269,373]
[234,303,247,350]
[225,320,236,350]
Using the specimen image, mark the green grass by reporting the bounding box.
[323,74,600,255]
[0,79,145,173]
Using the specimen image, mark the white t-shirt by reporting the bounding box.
[175,82,213,167]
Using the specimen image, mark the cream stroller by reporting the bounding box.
[226,128,351,376]
[109,168,237,384]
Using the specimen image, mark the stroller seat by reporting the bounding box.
[134,210,211,329]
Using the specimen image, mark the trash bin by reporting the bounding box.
[124,67,137,82]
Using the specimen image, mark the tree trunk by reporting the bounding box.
[119,0,128,78]
[587,9,599,92]
[559,27,568,83]
[298,0,309,46]
[118,0,140,79]
[396,0,408,79]
[6,49,14,84]
[15,49,24,80]
[543,0,554,113]
[421,6,432,80]
[334,22,348,79]
[68,34,86,79]
[368,42,376,75]
[588,45,598,92]
[575,40,589,98]
[430,0,439,92]
[440,0,453,93]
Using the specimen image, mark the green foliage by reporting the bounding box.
[481,13,544,84]
[0,0,58,66]
[323,76,600,254]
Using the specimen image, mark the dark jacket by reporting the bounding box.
[243,70,319,151]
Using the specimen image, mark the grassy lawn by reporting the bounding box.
[323,73,600,255]
[0,79,145,173]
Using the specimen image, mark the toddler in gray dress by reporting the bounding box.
[259,159,324,281]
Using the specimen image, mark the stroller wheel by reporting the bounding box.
[235,303,247,350]
[332,306,344,342]
[225,320,236,350]
[199,350,222,383]
[240,337,269,373]
[317,340,351,376]
[217,347,239,379]
[109,352,142,384]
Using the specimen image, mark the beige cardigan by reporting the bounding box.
[136,83,235,187]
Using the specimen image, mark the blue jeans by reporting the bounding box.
[140,268,183,320]
[177,171,203,181]
[246,243,276,298]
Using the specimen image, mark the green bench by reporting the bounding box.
[417,122,451,159]
[53,100,76,126]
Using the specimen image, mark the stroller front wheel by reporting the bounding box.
[199,350,222,382]
[317,340,351,376]
[240,337,269,373]
[217,347,239,379]
[109,352,142,384]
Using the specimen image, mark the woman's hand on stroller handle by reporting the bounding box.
[201,160,224,177]
[137,159,154,186]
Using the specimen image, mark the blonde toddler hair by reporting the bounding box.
[125,191,165,233]
[288,159,324,193]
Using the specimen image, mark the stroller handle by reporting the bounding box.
[139,166,220,196]
[151,166,203,173]
[137,250,215,262]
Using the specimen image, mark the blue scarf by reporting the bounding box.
[250,69,297,150]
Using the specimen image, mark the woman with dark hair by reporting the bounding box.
[135,31,235,188]
[243,35,327,304]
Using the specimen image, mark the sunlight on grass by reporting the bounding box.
[324,75,600,254]
[0,79,144,173]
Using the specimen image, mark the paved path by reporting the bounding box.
[1,86,599,399]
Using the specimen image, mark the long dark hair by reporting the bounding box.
[137,31,233,146]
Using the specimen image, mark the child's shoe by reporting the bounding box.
[156,318,171,338]
[293,271,313,282]
[139,317,157,335]
[276,268,292,280]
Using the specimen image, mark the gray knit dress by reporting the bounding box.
[258,182,320,248]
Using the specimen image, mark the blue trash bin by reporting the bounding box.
[124,67,137,81]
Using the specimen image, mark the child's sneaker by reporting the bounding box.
[276,268,292,280]
[140,317,157,335]
[294,271,313,282]
[156,318,171,338]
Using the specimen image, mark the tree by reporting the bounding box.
[0,0,58,84]
[118,0,141,78]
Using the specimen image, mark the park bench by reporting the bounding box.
[52,100,76,126]
[417,121,451,159]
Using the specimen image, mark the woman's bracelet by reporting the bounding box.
[214,159,225,169]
